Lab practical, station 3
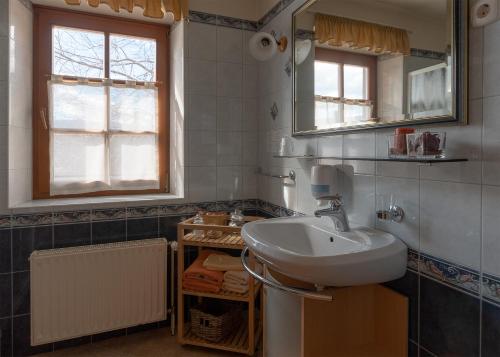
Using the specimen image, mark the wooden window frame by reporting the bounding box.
[315,47,377,117]
[33,6,169,199]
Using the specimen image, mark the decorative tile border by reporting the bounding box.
[188,0,297,31]
[410,48,447,61]
[482,274,500,305]
[12,213,53,227]
[0,215,11,228]
[417,252,480,295]
[126,206,159,219]
[53,210,90,224]
[91,208,126,221]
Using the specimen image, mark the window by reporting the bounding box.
[33,7,168,199]
[314,48,377,129]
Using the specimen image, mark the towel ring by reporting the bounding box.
[240,246,333,301]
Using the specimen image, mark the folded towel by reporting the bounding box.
[203,254,243,271]
[184,279,221,294]
[183,250,226,285]
[224,265,262,285]
[224,270,250,286]
[222,281,249,294]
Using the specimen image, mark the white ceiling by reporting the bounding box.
[31,0,175,24]
[374,0,447,19]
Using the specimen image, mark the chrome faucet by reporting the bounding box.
[314,195,350,232]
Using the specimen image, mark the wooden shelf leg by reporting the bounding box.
[248,252,256,355]
[177,226,185,344]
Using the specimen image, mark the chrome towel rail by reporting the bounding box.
[256,169,296,181]
[240,246,333,301]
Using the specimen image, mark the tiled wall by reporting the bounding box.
[256,0,500,356]
[185,15,259,202]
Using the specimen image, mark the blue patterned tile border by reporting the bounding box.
[126,206,159,218]
[295,29,315,40]
[91,208,126,221]
[410,48,447,61]
[12,213,52,227]
[407,249,419,271]
[417,252,480,295]
[482,274,500,305]
[53,210,91,224]
[188,10,216,25]
[188,0,296,32]
[0,215,11,228]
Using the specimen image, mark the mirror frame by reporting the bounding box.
[292,0,468,136]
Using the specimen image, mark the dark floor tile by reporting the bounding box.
[419,346,436,357]
[384,270,419,341]
[482,300,500,357]
[0,274,12,319]
[420,277,479,357]
[159,216,182,241]
[13,315,53,356]
[53,223,91,248]
[126,322,159,335]
[126,218,158,241]
[0,317,12,357]
[12,226,52,272]
[53,335,91,350]
[0,229,11,274]
[12,272,29,316]
[408,340,418,357]
[91,328,126,343]
[91,220,126,244]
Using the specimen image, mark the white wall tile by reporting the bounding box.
[242,166,257,199]
[482,185,500,277]
[343,133,375,158]
[375,176,420,250]
[217,62,242,97]
[420,180,481,270]
[0,37,8,81]
[187,22,216,61]
[188,166,217,202]
[242,131,258,166]
[188,130,217,167]
[317,135,342,157]
[243,64,258,98]
[0,81,7,126]
[188,59,216,96]
[483,20,500,97]
[469,26,483,100]
[217,26,243,64]
[217,166,242,200]
[341,173,375,228]
[217,131,242,165]
[243,31,258,65]
[189,94,216,131]
[0,169,8,214]
[483,95,500,186]
[217,97,242,131]
[419,99,483,184]
[242,98,258,132]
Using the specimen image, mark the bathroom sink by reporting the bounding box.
[241,216,407,287]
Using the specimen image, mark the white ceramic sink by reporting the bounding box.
[242,216,407,287]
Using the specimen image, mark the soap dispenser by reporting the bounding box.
[310,165,338,199]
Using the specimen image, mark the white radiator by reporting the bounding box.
[30,238,168,346]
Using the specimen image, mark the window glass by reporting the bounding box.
[52,133,106,186]
[314,61,339,97]
[52,27,105,78]
[110,34,156,81]
[109,87,157,132]
[50,82,106,131]
[344,64,368,99]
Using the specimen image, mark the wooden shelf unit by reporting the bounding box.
[177,216,263,355]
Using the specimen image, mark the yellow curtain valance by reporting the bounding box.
[315,13,410,55]
[64,0,188,21]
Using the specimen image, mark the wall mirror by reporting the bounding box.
[292,0,468,135]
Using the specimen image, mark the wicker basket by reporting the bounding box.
[190,303,242,342]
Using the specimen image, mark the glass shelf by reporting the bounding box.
[273,155,468,164]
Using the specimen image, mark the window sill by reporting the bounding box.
[10,193,186,211]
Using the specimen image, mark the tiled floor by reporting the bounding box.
[36,329,251,357]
